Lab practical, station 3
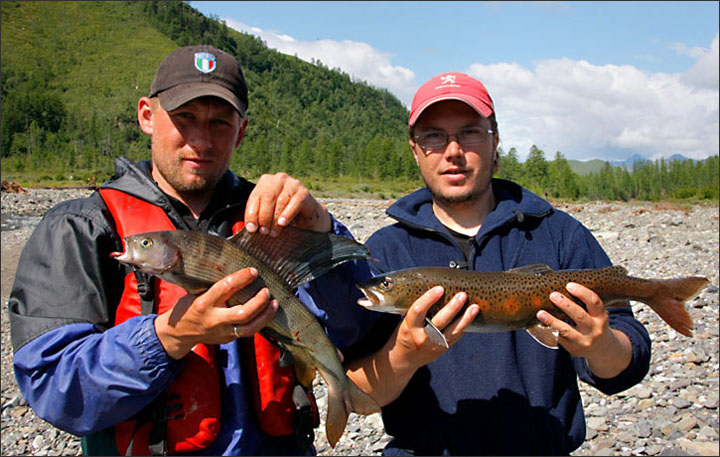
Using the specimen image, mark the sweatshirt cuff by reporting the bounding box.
[132,315,182,380]
[583,317,651,395]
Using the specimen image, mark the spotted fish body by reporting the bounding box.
[356,265,709,348]
[112,227,380,447]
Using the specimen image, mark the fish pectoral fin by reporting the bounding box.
[424,318,449,348]
[508,264,554,274]
[526,324,559,349]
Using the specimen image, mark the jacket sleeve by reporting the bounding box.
[560,220,652,395]
[9,198,182,435]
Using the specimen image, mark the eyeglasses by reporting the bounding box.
[414,127,494,151]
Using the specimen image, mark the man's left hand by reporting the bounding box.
[244,172,332,236]
[536,282,632,378]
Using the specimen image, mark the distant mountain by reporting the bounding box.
[669,154,694,163]
[566,153,697,175]
[610,153,649,170]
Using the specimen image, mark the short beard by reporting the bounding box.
[423,176,485,206]
[428,187,480,206]
[153,158,220,196]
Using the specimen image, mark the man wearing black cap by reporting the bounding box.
[9,45,374,455]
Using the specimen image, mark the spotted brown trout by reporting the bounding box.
[356,264,709,349]
[112,227,379,447]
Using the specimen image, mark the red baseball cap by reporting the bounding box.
[409,72,494,127]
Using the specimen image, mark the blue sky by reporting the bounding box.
[190,1,719,162]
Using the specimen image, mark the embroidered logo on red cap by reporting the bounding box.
[440,74,456,85]
[194,52,217,74]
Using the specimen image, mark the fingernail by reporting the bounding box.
[269,229,278,238]
[550,292,563,301]
[245,222,257,232]
[566,282,579,292]
[277,216,287,226]
[249,267,258,276]
[259,226,269,235]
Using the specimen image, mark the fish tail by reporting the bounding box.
[325,382,349,448]
[325,380,380,447]
[645,276,709,337]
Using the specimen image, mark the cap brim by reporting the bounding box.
[409,94,493,126]
[158,82,247,117]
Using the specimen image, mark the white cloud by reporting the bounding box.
[678,34,719,90]
[223,19,416,105]
[223,18,718,161]
[467,37,719,161]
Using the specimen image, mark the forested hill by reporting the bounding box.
[1,1,415,182]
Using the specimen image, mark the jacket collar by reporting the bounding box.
[100,158,254,223]
[386,178,553,239]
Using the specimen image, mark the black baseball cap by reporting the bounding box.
[149,45,248,116]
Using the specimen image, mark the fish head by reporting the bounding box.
[356,274,412,314]
[110,232,182,275]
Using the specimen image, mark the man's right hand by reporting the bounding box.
[346,286,479,407]
[154,267,279,359]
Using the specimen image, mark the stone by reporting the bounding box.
[587,417,609,431]
[676,414,698,432]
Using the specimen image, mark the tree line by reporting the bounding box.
[495,146,718,202]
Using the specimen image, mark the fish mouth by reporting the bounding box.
[110,251,128,261]
[355,284,381,308]
[110,250,174,275]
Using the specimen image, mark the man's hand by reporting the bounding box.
[392,286,479,368]
[347,286,479,407]
[244,172,331,236]
[536,282,632,378]
[154,267,278,359]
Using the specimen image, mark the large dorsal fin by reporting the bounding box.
[228,225,371,289]
[508,264,554,274]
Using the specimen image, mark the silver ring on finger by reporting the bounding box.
[233,324,240,339]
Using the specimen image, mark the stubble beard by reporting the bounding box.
[153,156,220,197]
[426,183,483,206]
[421,170,488,207]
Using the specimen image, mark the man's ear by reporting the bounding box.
[409,139,420,166]
[137,97,154,135]
[235,117,249,148]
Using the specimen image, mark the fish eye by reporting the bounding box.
[380,277,393,289]
[140,238,153,248]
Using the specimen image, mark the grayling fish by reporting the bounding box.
[112,226,379,447]
[356,264,709,349]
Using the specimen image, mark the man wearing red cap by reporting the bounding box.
[9,45,375,456]
[344,73,651,455]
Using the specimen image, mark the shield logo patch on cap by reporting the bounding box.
[194,52,216,74]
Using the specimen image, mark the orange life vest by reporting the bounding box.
[99,188,315,455]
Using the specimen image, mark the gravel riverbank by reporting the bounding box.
[2,188,718,456]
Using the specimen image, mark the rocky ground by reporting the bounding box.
[1,188,718,456]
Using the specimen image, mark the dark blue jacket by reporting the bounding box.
[9,158,374,456]
[361,179,651,456]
